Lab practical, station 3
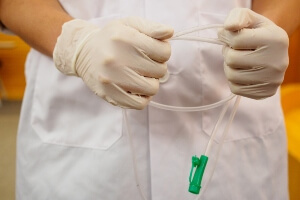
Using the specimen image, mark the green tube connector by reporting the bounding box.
[188,155,208,194]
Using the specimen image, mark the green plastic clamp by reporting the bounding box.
[188,155,208,194]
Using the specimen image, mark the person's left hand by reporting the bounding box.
[218,8,289,99]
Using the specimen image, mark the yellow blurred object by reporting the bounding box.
[281,84,300,161]
[0,33,30,100]
[281,84,300,200]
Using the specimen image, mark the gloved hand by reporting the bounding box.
[218,8,289,99]
[53,17,173,109]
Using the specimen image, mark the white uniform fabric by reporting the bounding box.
[16,0,289,200]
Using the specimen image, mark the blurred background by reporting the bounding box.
[0,28,300,199]
[0,33,29,200]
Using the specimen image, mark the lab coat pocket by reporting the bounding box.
[202,95,283,143]
[30,17,124,150]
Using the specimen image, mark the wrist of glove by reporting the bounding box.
[53,17,173,109]
[218,8,289,100]
[54,19,99,76]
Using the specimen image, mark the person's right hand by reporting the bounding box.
[53,17,173,109]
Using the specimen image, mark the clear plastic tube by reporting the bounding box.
[123,95,240,200]
[123,109,148,200]
[149,93,235,112]
[204,100,231,156]
[123,24,241,200]
[170,23,225,45]
[196,96,241,200]
[171,37,225,45]
[172,24,224,38]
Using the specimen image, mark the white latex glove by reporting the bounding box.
[53,17,173,109]
[218,8,289,99]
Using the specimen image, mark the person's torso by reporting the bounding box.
[17,1,288,200]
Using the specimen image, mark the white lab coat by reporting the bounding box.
[16,0,289,199]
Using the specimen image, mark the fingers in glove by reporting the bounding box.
[119,46,168,79]
[223,47,286,84]
[218,27,271,50]
[121,77,159,97]
[120,17,174,40]
[224,64,267,85]
[228,81,278,100]
[222,46,259,68]
[113,67,160,96]
[100,83,151,110]
[97,64,160,97]
[112,24,172,63]
[222,8,272,31]
[218,24,288,50]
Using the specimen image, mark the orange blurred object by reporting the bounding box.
[0,33,30,100]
